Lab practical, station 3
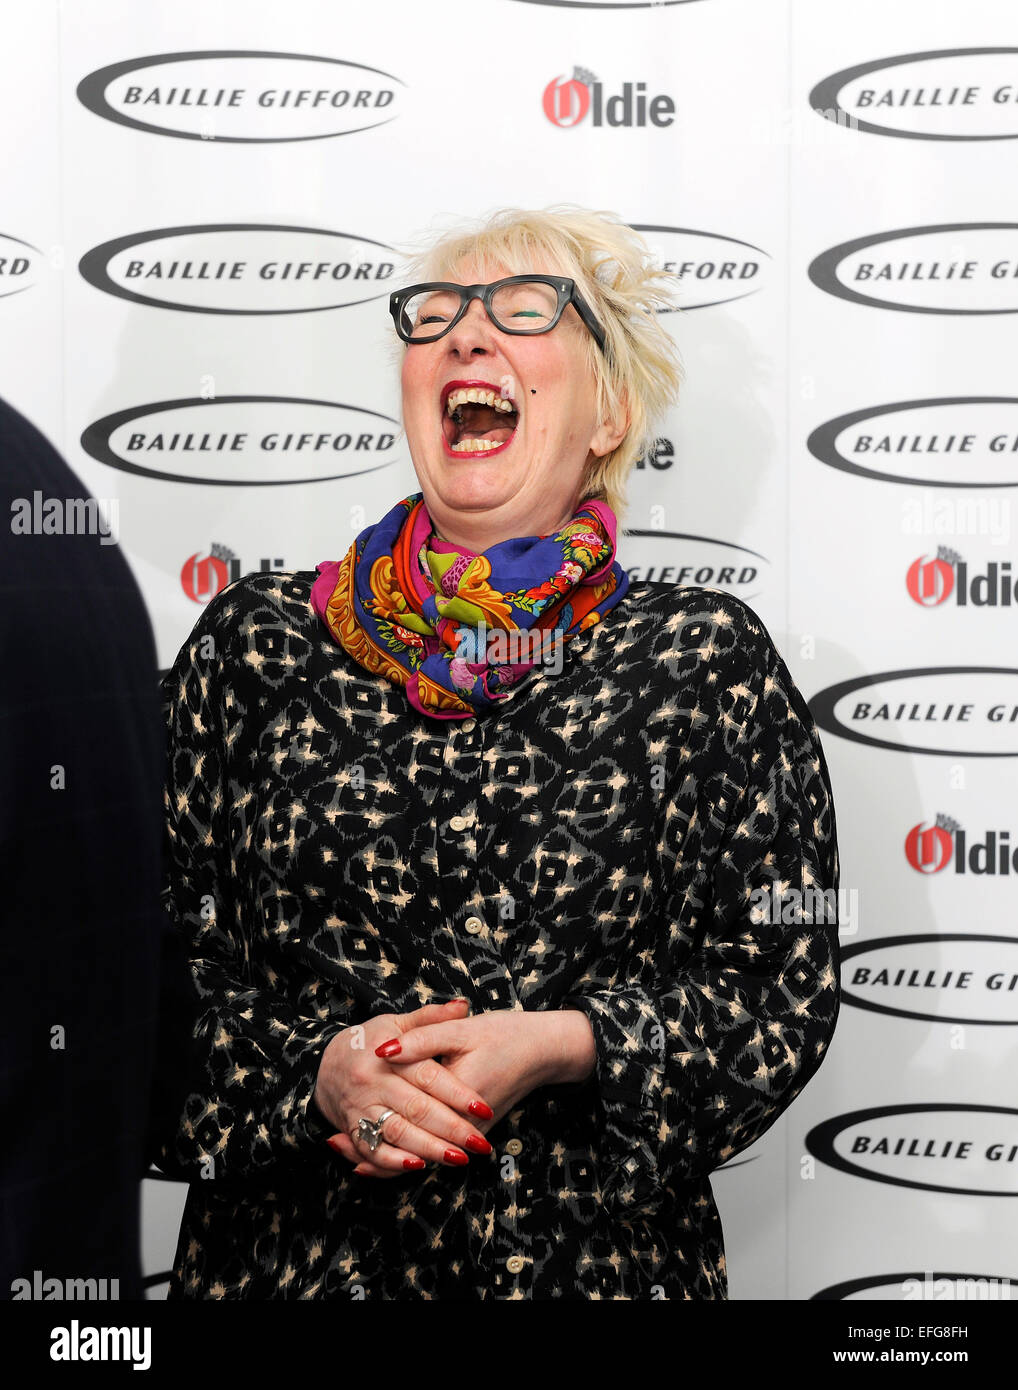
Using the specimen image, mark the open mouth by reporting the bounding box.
[441,382,519,458]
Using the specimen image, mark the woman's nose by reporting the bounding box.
[445,296,497,353]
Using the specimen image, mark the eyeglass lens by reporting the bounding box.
[401,281,561,341]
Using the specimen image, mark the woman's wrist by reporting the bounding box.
[541,1008,597,1087]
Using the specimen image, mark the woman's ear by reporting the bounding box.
[589,397,631,460]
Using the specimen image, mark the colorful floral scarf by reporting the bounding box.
[310,491,629,720]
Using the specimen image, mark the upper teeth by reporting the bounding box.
[446,387,517,415]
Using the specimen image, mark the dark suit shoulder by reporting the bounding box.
[618,579,780,676]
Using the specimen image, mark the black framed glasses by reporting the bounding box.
[389,274,609,356]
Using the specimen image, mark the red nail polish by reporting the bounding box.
[403,1157,426,1170]
[444,1148,469,1166]
[375,1039,401,1057]
[464,1134,492,1155]
[468,1100,494,1120]
[325,1136,344,1153]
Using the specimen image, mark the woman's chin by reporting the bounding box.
[436,470,511,505]
[428,446,518,493]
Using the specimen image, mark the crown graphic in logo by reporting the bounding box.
[573,66,597,86]
[211,542,238,563]
[936,546,962,566]
[934,813,962,834]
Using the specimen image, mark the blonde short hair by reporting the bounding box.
[389,204,684,524]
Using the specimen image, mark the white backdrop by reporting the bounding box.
[3,0,1016,1301]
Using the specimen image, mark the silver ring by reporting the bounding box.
[356,1107,397,1153]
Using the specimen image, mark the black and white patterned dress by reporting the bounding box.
[157,567,840,1300]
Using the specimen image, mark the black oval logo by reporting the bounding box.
[0,232,43,299]
[632,224,772,311]
[809,666,1018,757]
[812,1269,1017,1300]
[624,529,770,601]
[841,934,1018,1025]
[80,396,402,486]
[77,51,405,143]
[805,1103,1018,1197]
[79,224,401,314]
[808,224,1018,314]
[810,48,1018,142]
[510,0,703,7]
[807,397,1018,488]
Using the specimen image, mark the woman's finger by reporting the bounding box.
[373,1081,491,1167]
[400,999,471,1029]
[327,1087,490,1173]
[327,1085,490,1173]
[374,1019,464,1063]
[326,1132,403,1178]
[325,1122,431,1176]
[386,1054,494,1122]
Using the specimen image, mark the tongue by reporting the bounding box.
[456,402,516,444]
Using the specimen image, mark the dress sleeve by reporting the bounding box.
[155,585,347,1182]
[562,615,840,1218]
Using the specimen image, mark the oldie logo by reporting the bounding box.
[180,545,288,604]
[77,51,404,142]
[79,225,400,314]
[543,66,675,127]
[907,549,1017,608]
[905,815,1017,878]
[81,396,401,486]
[810,48,1018,141]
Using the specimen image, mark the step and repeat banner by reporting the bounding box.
[3,0,1015,1301]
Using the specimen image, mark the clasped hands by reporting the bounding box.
[314,1000,596,1178]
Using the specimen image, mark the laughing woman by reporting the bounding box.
[158,204,840,1300]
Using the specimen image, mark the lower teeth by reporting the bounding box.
[451,438,506,453]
